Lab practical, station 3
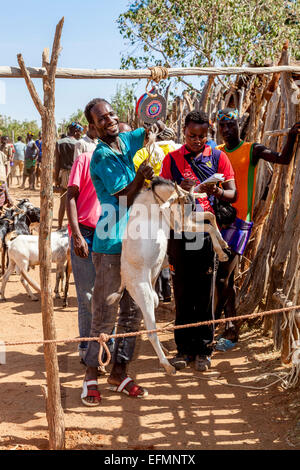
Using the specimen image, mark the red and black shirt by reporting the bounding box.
[160,144,235,213]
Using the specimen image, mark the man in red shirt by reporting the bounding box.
[160,110,236,372]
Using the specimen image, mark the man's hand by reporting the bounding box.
[137,159,155,181]
[180,178,196,191]
[198,182,217,196]
[73,233,89,258]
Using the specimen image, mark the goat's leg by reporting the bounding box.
[1,259,15,300]
[202,224,228,262]
[18,261,39,300]
[128,281,176,375]
[20,276,38,301]
[1,245,6,276]
[54,262,64,299]
[191,211,228,249]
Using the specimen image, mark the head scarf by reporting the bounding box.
[157,126,176,141]
[69,121,84,132]
[216,109,239,122]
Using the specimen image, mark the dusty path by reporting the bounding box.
[0,186,300,450]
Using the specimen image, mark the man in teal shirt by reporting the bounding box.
[81,98,155,406]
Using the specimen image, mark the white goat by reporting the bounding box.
[1,229,69,301]
[107,178,228,375]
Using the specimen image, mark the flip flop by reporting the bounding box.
[81,380,101,407]
[108,377,148,398]
[215,337,237,352]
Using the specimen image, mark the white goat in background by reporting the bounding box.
[1,229,69,301]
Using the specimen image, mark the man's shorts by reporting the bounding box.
[11,160,24,177]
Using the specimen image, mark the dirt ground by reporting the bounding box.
[0,185,300,451]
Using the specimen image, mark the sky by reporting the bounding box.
[0,0,151,128]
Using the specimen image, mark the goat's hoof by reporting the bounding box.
[62,302,68,308]
[0,297,6,302]
[31,296,39,302]
[164,363,176,375]
[219,252,229,262]
[220,240,228,249]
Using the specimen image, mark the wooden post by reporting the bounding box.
[17,17,65,450]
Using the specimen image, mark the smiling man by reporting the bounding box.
[81,98,156,406]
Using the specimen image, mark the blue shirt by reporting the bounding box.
[90,128,145,254]
[13,141,26,161]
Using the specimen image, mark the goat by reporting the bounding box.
[107,177,228,375]
[0,200,40,274]
[1,228,69,301]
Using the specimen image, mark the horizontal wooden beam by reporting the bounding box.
[265,128,290,136]
[0,65,300,79]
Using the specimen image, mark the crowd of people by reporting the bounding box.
[1,98,299,407]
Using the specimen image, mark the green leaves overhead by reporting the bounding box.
[118,0,300,69]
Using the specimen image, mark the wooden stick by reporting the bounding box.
[0,65,300,79]
[18,17,66,450]
[16,54,45,116]
[264,128,291,136]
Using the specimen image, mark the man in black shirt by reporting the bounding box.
[55,122,83,229]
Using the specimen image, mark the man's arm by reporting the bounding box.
[252,121,300,165]
[66,185,89,258]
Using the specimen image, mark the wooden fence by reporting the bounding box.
[2,18,300,449]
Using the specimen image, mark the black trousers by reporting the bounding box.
[168,232,215,357]
[215,250,240,342]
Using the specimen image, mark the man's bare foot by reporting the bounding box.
[81,366,100,406]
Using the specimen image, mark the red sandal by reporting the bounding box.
[109,377,148,398]
[81,380,101,406]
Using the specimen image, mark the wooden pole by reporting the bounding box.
[17,17,65,450]
[0,64,299,80]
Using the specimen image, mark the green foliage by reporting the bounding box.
[0,114,40,141]
[110,83,137,122]
[57,108,88,136]
[118,0,300,70]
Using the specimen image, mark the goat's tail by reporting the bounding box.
[106,284,124,305]
[20,268,41,293]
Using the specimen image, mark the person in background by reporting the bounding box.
[0,146,13,209]
[66,150,101,363]
[214,108,300,351]
[0,136,13,187]
[80,98,157,406]
[74,123,98,160]
[35,132,42,187]
[119,122,132,133]
[55,122,83,229]
[21,132,39,190]
[13,136,26,186]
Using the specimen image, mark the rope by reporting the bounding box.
[146,66,169,98]
[3,304,300,388]
[3,304,299,349]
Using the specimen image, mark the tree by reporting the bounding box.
[110,83,137,123]
[0,114,40,141]
[118,0,300,72]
